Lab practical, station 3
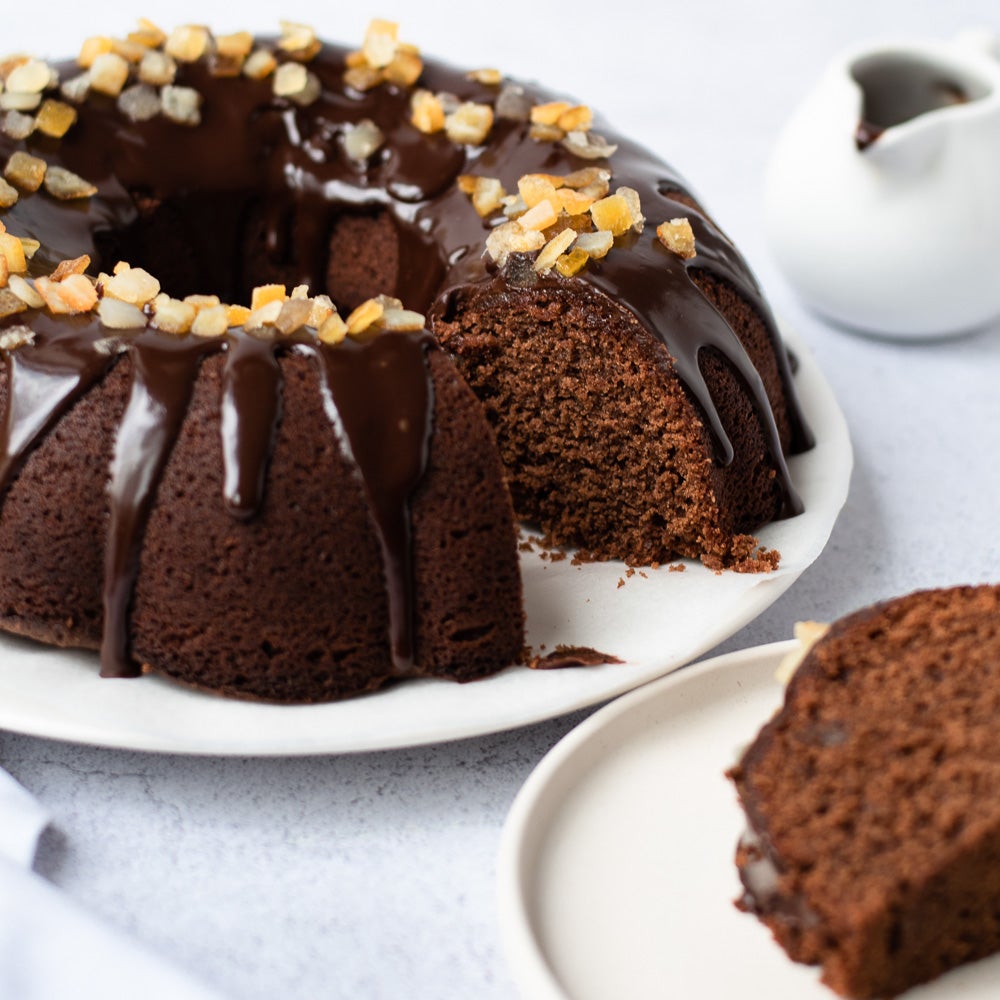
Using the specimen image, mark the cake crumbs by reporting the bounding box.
[527,645,624,670]
[518,528,572,563]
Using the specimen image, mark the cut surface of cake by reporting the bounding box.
[730,585,1000,997]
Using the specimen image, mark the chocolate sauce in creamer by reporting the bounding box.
[852,54,972,151]
[0,41,810,677]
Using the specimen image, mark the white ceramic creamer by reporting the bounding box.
[765,34,1000,338]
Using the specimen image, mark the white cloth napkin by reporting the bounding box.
[0,767,226,1000]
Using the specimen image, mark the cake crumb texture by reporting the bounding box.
[731,585,1000,998]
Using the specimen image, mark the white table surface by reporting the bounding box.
[2,1,999,997]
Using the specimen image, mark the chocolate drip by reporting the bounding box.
[221,334,282,518]
[0,311,435,680]
[583,240,804,514]
[314,333,434,675]
[100,332,216,678]
[0,320,116,495]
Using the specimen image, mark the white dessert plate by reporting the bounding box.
[0,324,851,754]
[497,640,1000,1000]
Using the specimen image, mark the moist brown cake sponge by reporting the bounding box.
[730,585,1000,997]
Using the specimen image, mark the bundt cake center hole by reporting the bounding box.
[325,209,401,313]
[95,193,401,310]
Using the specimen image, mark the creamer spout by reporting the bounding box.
[850,51,983,171]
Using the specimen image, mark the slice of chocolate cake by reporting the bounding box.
[730,585,1000,998]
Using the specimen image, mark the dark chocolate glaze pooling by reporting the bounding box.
[0,36,809,676]
[854,119,885,151]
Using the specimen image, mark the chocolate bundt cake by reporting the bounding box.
[0,18,808,699]
[0,307,524,702]
[730,585,1000,998]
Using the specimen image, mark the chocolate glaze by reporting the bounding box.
[0,316,116,494]
[221,333,282,519]
[102,330,214,677]
[854,119,886,151]
[0,311,434,678]
[0,37,810,676]
[315,332,433,674]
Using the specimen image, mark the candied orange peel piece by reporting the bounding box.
[518,199,559,232]
[590,193,633,236]
[250,284,287,311]
[554,247,589,277]
[34,99,77,138]
[534,228,577,274]
[49,255,91,282]
[444,102,493,145]
[656,218,697,259]
[345,298,384,335]
[410,89,445,134]
[345,19,423,92]
[4,151,46,192]
[151,295,197,334]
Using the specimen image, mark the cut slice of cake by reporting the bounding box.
[730,585,1000,998]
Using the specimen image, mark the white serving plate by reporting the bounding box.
[497,640,1000,999]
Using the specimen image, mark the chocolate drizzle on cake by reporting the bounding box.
[101,331,214,677]
[0,42,809,491]
[316,331,434,673]
[0,310,435,681]
[0,316,114,494]
[221,333,282,518]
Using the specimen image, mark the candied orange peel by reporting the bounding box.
[462,165,640,276]
[522,95,615,160]
[410,88,494,145]
[656,218,697,260]
[0,240,424,347]
[0,17,334,147]
[345,20,423,92]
